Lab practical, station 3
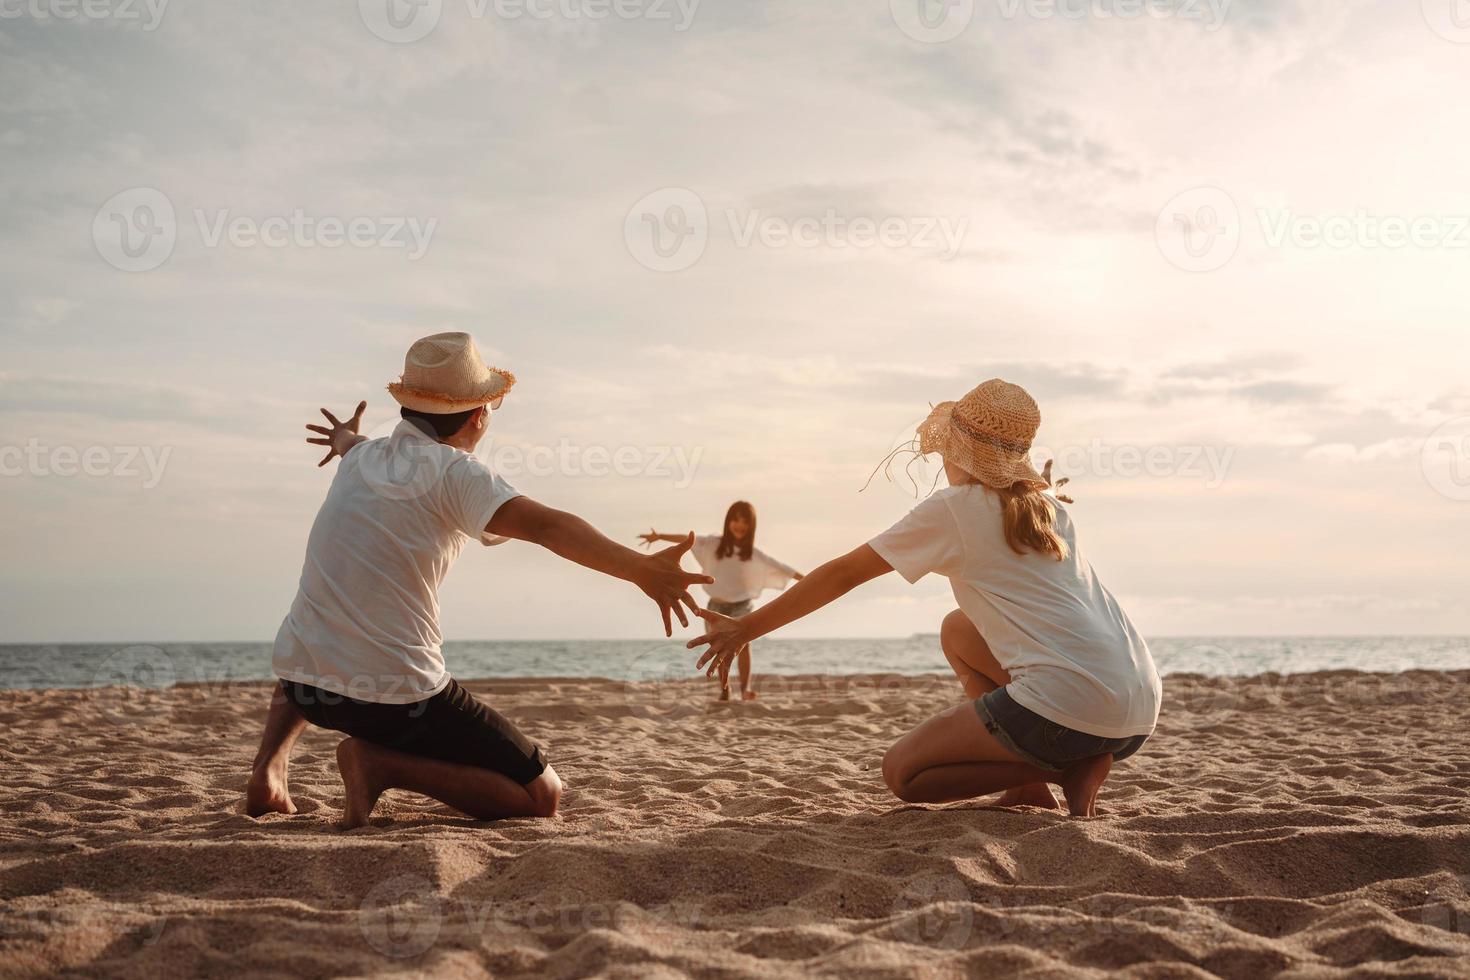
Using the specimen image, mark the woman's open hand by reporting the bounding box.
[687,608,749,678]
[1041,459,1073,504]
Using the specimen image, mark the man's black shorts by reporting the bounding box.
[282,677,548,786]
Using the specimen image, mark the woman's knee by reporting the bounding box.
[939,609,978,649]
[881,745,918,802]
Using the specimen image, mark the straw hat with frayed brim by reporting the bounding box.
[387,332,515,413]
[917,379,1049,492]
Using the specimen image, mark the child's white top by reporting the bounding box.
[272,419,521,703]
[691,535,799,604]
[869,485,1161,738]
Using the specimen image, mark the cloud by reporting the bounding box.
[1303,437,1421,464]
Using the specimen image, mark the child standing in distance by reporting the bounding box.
[641,501,803,701]
[687,382,1161,817]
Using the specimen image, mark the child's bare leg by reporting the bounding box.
[882,702,1111,818]
[738,643,756,700]
[246,682,307,816]
[716,660,732,700]
[335,738,562,829]
[939,610,1057,809]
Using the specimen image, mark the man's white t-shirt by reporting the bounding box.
[272,419,521,704]
[691,535,799,604]
[868,485,1161,738]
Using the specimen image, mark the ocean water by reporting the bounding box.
[0,636,1467,691]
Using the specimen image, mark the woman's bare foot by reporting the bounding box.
[995,783,1059,809]
[336,738,386,830]
[1058,753,1112,817]
[741,690,758,701]
[245,764,297,817]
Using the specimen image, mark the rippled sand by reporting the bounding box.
[2,670,1468,978]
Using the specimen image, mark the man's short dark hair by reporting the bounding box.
[400,406,478,440]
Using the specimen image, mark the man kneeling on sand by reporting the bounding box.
[246,332,711,828]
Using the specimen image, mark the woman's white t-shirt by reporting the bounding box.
[868,485,1160,738]
[691,535,799,604]
[272,420,521,704]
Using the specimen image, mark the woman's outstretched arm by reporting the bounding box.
[688,544,893,676]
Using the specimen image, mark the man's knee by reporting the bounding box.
[526,766,562,818]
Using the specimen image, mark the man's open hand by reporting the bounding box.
[635,531,712,636]
[305,401,367,467]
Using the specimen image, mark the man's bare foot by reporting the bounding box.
[1058,753,1112,818]
[995,783,1059,809]
[718,686,731,701]
[741,690,758,701]
[336,738,386,830]
[245,764,297,817]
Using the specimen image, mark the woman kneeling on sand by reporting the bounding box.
[687,380,1162,817]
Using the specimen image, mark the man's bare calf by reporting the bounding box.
[335,738,562,829]
[245,684,308,817]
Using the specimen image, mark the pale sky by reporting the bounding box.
[1,0,1467,642]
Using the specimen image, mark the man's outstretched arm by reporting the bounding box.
[488,496,713,636]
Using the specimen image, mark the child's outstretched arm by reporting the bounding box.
[688,544,892,676]
[637,528,691,548]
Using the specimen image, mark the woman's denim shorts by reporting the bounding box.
[973,686,1149,773]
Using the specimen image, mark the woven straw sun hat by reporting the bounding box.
[916,379,1049,491]
[387,332,515,413]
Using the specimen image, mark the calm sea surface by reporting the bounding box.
[1,637,1467,690]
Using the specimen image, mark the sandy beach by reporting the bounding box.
[2,670,1468,978]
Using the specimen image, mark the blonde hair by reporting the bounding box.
[992,483,1068,561]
